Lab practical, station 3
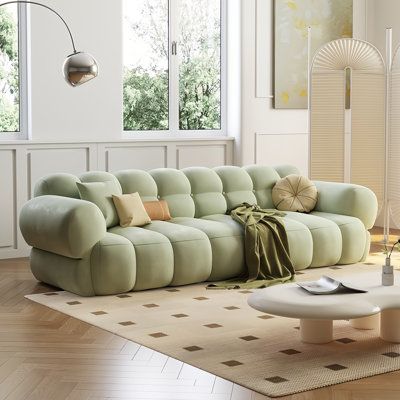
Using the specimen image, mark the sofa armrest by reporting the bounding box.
[313,181,378,229]
[20,195,107,258]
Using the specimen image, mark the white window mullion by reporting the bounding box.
[169,0,180,133]
[0,3,28,140]
[19,2,30,139]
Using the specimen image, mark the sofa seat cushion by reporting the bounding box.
[281,217,313,270]
[311,211,366,264]
[109,226,174,291]
[284,212,342,267]
[202,214,313,271]
[171,217,245,281]
[142,221,212,286]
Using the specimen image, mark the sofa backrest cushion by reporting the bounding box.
[34,173,81,199]
[214,166,257,210]
[80,171,123,191]
[150,169,195,218]
[244,165,281,209]
[79,171,122,228]
[76,181,121,228]
[182,167,227,217]
[114,170,158,202]
[274,164,301,178]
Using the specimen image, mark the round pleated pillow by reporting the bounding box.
[272,174,318,213]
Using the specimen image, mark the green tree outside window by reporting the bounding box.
[0,6,19,132]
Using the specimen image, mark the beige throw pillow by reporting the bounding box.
[112,192,151,228]
[272,174,318,213]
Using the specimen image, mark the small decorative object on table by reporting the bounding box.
[382,239,400,286]
[298,276,367,294]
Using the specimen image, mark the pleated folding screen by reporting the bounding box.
[389,46,400,226]
[310,38,386,209]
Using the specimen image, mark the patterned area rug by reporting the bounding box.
[26,262,400,398]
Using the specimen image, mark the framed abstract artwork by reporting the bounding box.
[274,0,353,109]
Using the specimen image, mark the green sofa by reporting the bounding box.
[19,165,378,296]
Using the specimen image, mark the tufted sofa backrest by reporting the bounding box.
[33,165,298,220]
[244,165,281,209]
[114,170,158,202]
[213,166,257,211]
[182,167,227,217]
[150,169,195,218]
[34,173,81,198]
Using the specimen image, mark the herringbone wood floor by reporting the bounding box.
[1,229,400,400]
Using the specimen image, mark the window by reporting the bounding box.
[123,0,225,135]
[0,3,27,138]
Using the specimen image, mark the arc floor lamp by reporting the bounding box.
[0,0,98,86]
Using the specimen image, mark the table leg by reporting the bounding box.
[380,309,400,343]
[350,314,380,330]
[300,319,333,344]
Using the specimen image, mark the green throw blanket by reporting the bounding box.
[208,203,295,289]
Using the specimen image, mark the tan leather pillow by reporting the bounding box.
[272,174,318,213]
[112,193,151,227]
[143,200,171,221]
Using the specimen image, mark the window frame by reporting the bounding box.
[123,0,227,138]
[0,3,29,140]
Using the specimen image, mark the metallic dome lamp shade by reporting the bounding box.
[63,51,98,87]
[0,1,98,87]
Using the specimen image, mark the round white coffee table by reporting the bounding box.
[248,272,400,344]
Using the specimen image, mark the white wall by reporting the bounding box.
[240,0,308,170]
[30,0,123,141]
[366,0,400,56]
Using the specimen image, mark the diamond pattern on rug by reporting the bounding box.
[280,349,301,355]
[67,301,81,305]
[382,352,400,358]
[336,337,356,344]
[221,360,243,367]
[193,296,209,301]
[240,335,259,341]
[325,364,347,371]
[143,303,159,308]
[116,294,131,298]
[265,376,288,384]
[91,311,107,315]
[204,323,222,328]
[118,321,135,326]
[166,289,180,292]
[44,292,59,296]
[224,306,240,310]
[183,346,203,352]
[257,314,274,320]
[149,332,168,338]
[172,313,188,318]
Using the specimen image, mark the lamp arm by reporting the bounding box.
[0,0,77,53]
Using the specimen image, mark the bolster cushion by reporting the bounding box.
[19,195,106,258]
